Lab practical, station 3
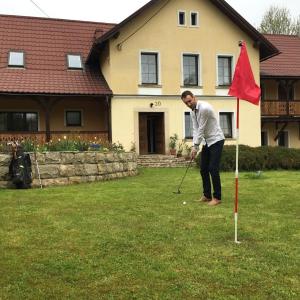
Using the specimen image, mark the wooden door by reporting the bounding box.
[139,113,148,154]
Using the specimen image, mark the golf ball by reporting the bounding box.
[183,201,186,205]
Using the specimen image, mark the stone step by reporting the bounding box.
[138,154,193,168]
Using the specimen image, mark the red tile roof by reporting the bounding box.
[0,15,115,95]
[261,34,300,78]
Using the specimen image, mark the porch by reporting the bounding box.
[0,94,112,144]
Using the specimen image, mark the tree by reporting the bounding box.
[258,6,300,35]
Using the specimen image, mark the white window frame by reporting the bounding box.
[216,54,234,87]
[183,111,193,140]
[190,11,199,27]
[67,54,83,69]
[64,109,84,127]
[181,52,202,87]
[218,111,236,139]
[277,130,289,148]
[178,10,187,27]
[8,51,25,67]
[139,50,161,86]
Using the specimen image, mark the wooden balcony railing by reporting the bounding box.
[261,100,300,117]
[0,131,109,144]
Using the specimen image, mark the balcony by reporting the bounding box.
[261,100,300,117]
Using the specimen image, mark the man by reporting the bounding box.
[181,90,225,206]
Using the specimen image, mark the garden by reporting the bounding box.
[0,168,299,299]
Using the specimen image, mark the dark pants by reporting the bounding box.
[200,139,224,200]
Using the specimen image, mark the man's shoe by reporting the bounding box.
[199,196,211,202]
[207,198,221,206]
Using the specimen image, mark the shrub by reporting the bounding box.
[195,145,300,171]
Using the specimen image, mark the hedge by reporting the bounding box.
[196,145,300,171]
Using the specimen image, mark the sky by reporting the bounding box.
[0,0,299,28]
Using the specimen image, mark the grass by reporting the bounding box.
[0,168,299,299]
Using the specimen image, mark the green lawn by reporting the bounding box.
[0,168,299,300]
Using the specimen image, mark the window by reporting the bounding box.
[261,131,268,146]
[184,112,193,139]
[218,56,232,86]
[67,54,83,69]
[178,11,186,26]
[183,54,199,86]
[190,12,199,26]
[8,51,24,67]
[278,81,294,101]
[141,53,158,84]
[0,112,38,131]
[65,111,82,127]
[278,131,288,147]
[219,112,233,138]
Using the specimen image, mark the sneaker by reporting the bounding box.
[207,198,221,206]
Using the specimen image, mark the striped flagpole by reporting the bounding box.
[235,98,240,244]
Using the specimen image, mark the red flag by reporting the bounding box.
[228,41,261,105]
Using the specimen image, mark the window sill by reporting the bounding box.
[139,84,162,88]
[215,86,231,89]
[181,85,203,88]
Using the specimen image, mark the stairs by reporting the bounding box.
[138,154,193,168]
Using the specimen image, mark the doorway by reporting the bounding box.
[139,112,165,154]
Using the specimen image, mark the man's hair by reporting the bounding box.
[181,90,194,100]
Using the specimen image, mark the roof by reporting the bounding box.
[261,34,300,78]
[88,0,279,62]
[0,14,115,96]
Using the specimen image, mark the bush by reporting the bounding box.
[195,145,300,171]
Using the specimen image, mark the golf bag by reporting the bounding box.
[9,147,32,189]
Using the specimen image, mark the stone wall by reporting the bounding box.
[0,151,138,188]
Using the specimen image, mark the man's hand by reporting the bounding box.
[191,148,198,160]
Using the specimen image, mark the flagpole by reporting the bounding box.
[235,97,240,244]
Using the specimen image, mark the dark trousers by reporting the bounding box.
[200,139,224,200]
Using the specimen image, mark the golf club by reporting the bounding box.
[173,158,194,194]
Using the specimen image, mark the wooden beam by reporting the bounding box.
[274,122,288,141]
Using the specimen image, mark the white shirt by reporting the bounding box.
[191,100,225,148]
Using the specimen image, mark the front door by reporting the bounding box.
[139,112,165,154]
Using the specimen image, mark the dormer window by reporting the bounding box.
[67,54,83,69]
[8,51,24,67]
[178,11,186,26]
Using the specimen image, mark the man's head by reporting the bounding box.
[181,90,197,110]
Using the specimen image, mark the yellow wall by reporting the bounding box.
[262,123,300,148]
[102,0,261,152]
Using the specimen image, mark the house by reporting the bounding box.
[261,34,300,148]
[0,15,115,143]
[0,0,279,154]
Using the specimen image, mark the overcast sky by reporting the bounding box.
[0,0,299,28]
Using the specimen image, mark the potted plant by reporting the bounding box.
[169,134,178,155]
[177,140,186,157]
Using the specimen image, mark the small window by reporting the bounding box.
[184,112,193,139]
[190,12,199,26]
[67,54,83,69]
[219,112,233,138]
[8,51,24,67]
[278,131,288,147]
[183,54,199,86]
[66,111,82,127]
[141,52,158,85]
[178,11,186,26]
[0,112,38,131]
[218,56,232,86]
[261,131,268,146]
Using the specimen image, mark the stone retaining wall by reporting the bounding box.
[0,151,138,188]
